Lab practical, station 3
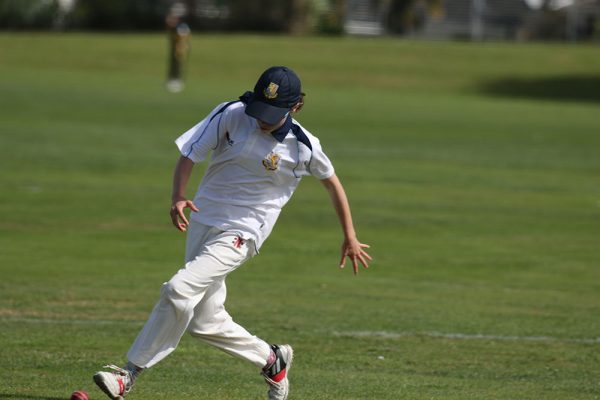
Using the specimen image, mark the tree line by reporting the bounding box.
[0,0,346,33]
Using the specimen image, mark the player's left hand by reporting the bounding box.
[339,238,371,275]
[170,197,199,232]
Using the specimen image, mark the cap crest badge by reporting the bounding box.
[263,82,279,99]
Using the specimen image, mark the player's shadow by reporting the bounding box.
[0,394,65,400]
[478,74,600,104]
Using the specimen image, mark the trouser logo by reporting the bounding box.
[232,236,245,249]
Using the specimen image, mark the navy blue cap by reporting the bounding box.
[245,66,302,125]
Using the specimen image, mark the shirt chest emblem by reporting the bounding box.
[262,151,281,171]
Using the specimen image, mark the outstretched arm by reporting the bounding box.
[320,174,372,275]
[170,155,199,232]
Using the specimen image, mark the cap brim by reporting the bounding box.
[245,100,289,125]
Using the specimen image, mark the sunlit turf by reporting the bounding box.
[0,33,599,399]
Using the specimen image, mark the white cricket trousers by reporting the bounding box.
[127,221,271,369]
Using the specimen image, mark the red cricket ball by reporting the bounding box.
[70,390,89,400]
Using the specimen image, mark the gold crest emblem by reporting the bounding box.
[263,82,279,99]
[262,152,280,171]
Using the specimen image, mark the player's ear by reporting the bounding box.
[291,93,305,113]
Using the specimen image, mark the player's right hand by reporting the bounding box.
[170,198,199,232]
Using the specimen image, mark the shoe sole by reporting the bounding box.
[93,373,124,400]
[281,344,294,374]
[280,345,293,400]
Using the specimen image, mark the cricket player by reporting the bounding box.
[93,66,371,400]
[165,2,190,93]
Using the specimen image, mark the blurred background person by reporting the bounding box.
[165,2,191,93]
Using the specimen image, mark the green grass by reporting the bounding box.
[1,33,599,399]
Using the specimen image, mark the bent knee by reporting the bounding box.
[160,271,211,304]
[160,277,193,303]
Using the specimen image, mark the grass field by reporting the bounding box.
[0,33,599,399]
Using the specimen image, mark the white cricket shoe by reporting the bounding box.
[93,364,134,400]
[261,344,293,400]
[166,79,184,93]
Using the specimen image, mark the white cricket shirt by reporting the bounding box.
[175,100,335,249]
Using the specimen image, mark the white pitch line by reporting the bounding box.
[3,318,599,345]
[333,330,600,345]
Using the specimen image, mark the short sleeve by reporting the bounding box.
[175,102,231,163]
[308,136,335,180]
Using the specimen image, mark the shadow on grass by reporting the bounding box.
[0,394,66,400]
[478,75,600,103]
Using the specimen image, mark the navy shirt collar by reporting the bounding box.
[270,115,293,143]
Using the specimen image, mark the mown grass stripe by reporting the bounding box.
[334,330,600,345]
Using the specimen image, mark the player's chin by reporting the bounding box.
[257,121,276,132]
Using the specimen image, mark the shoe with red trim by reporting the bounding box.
[93,365,134,400]
[261,344,293,400]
